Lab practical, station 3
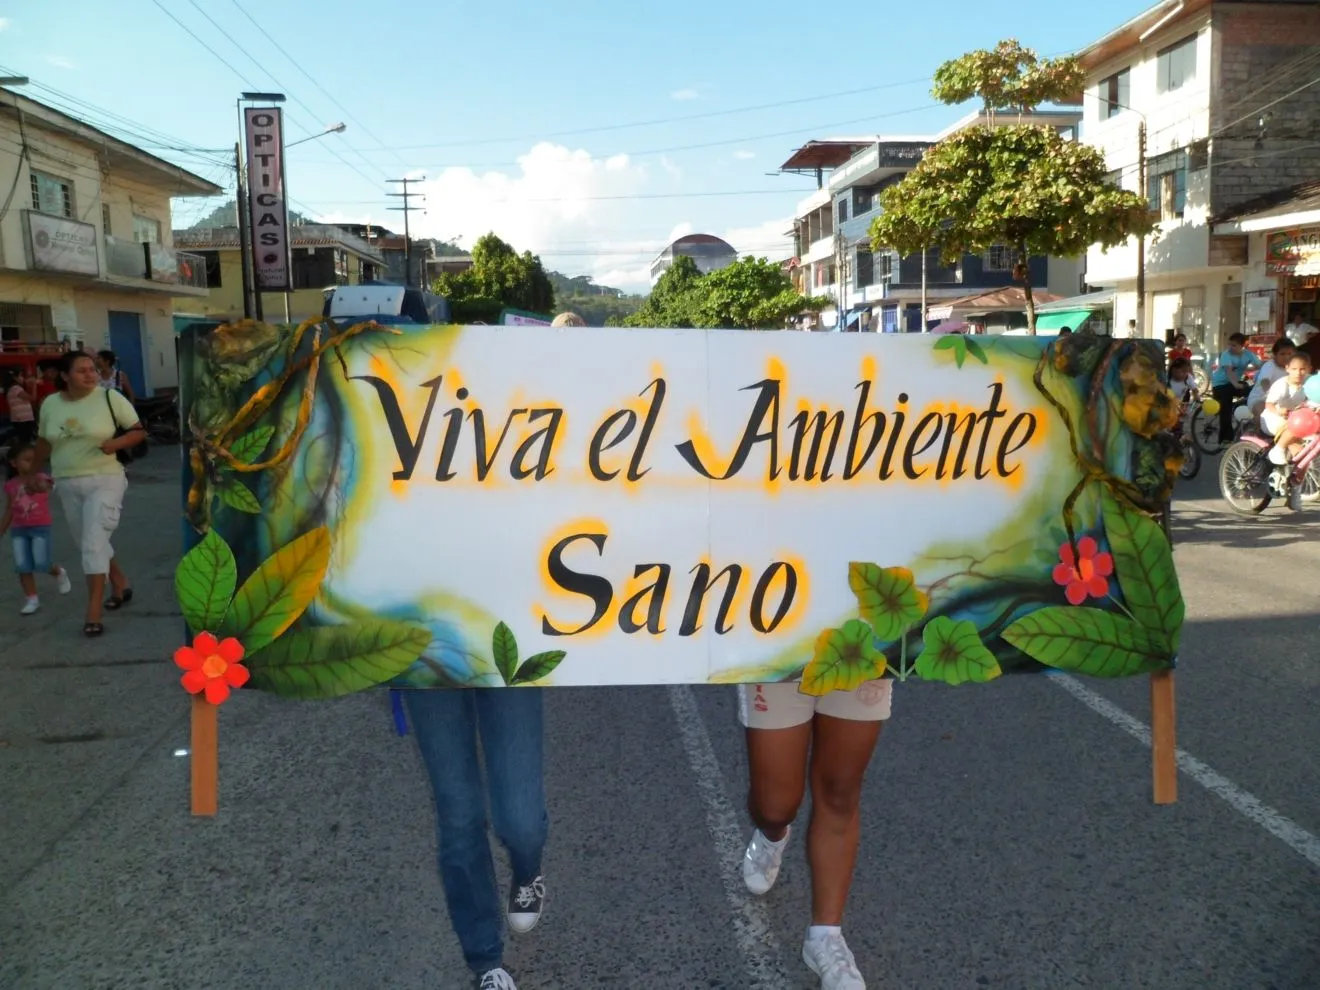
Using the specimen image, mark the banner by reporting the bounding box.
[1266,227,1320,277]
[176,325,1184,699]
[243,107,291,291]
[25,211,99,276]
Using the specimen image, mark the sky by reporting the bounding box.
[1,0,1154,291]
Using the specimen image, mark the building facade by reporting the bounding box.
[0,85,219,394]
[650,234,738,284]
[172,224,385,325]
[1078,0,1320,350]
[783,112,1084,331]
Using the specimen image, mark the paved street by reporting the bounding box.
[2,453,1318,990]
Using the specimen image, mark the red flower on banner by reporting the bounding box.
[174,632,249,705]
[1052,537,1114,606]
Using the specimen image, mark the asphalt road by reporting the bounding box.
[1,454,1317,990]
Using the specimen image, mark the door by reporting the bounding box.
[107,311,147,398]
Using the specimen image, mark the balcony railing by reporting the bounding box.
[103,237,208,289]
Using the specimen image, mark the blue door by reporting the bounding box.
[107,311,147,398]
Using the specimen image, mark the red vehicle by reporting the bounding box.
[0,341,67,421]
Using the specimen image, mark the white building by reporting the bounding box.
[1077,0,1320,350]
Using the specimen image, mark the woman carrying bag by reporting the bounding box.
[35,351,145,636]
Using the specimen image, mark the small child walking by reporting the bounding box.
[1,441,72,615]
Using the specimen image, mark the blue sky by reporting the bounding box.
[2,0,1152,289]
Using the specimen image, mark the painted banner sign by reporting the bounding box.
[176,324,1183,699]
[243,107,291,291]
[1266,227,1320,276]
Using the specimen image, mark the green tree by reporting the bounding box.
[870,40,1155,334]
[624,255,704,328]
[433,233,555,323]
[625,255,827,329]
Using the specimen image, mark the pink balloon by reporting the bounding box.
[1287,407,1320,438]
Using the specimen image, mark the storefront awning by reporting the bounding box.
[1036,309,1094,331]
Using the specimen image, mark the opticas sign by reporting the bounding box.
[1266,227,1320,277]
[244,107,291,291]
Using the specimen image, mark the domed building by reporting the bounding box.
[649,234,738,285]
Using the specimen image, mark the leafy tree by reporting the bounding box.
[433,233,555,323]
[870,40,1155,334]
[625,255,827,329]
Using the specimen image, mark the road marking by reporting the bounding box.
[1050,673,1320,870]
[668,685,792,990]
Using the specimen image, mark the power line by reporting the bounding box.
[293,188,817,207]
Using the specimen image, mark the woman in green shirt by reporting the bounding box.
[35,351,146,636]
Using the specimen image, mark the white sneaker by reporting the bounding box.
[20,597,39,616]
[477,967,518,990]
[1269,445,1288,466]
[507,875,545,934]
[742,827,790,895]
[803,931,866,989]
[55,568,71,595]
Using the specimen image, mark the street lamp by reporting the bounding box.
[286,122,347,148]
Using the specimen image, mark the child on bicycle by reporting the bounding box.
[1266,354,1318,466]
[0,440,72,615]
[1169,358,1196,403]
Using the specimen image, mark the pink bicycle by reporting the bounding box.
[1219,430,1320,515]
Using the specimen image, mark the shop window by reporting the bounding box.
[30,171,74,218]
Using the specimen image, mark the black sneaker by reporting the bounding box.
[476,967,518,990]
[507,875,545,934]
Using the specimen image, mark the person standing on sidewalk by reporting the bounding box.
[738,679,892,990]
[406,687,549,990]
[0,440,72,614]
[34,351,144,637]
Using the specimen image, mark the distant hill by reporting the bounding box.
[548,270,646,326]
[187,200,313,230]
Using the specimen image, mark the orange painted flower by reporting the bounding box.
[1052,537,1114,606]
[174,632,249,705]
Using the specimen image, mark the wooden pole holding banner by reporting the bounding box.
[191,697,218,816]
[1150,670,1177,804]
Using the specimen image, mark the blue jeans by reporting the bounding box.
[406,688,548,974]
[12,526,53,574]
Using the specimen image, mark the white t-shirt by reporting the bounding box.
[1266,377,1310,414]
[1249,360,1290,407]
[1285,322,1318,345]
[1170,378,1192,401]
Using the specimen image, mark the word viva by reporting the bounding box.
[353,373,1041,485]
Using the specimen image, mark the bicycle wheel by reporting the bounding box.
[1192,365,1210,394]
[1178,435,1200,480]
[1219,441,1271,515]
[1301,460,1320,504]
[1190,405,1223,455]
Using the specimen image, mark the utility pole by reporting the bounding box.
[235,142,255,320]
[387,177,425,288]
[920,247,929,333]
[1136,120,1148,340]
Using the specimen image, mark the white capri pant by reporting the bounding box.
[1262,411,1287,437]
[57,473,128,575]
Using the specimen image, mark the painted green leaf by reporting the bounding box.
[492,621,519,685]
[914,616,1002,685]
[221,527,331,653]
[230,425,276,464]
[246,619,433,698]
[218,480,262,514]
[800,619,884,697]
[933,334,967,368]
[1003,606,1173,678]
[174,529,236,635]
[1101,489,1185,653]
[963,337,989,365]
[848,563,929,642]
[511,650,567,685]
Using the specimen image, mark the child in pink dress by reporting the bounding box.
[1,441,72,614]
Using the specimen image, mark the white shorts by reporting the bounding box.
[737,679,893,730]
[56,472,127,575]
[1262,411,1286,437]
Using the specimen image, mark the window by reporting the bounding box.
[102,204,112,236]
[984,245,1015,272]
[1188,139,1209,171]
[133,214,161,244]
[853,186,874,215]
[1100,68,1130,118]
[1148,151,1187,220]
[837,199,849,224]
[826,263,837,286]
[198,251,223,288]
[1105,169,1125,188]
[878,252,894,279]
[30,171,73,217]
[293,247,335,289]
[813,264,826,289]
[856,250,874,288]
[1156,35,1197,94]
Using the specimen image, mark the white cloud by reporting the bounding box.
[723,217,793,261]
[733,150,756,161]
[660,155,682,181]
[670,88,699,101]
[0,18,10,31]
[415,141,650,261]
[44,54,74,69]
[666,221,694,243]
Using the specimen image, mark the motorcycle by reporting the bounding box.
[134,393,181,446]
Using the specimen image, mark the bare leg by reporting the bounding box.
[86,574,106,624]
[19,574,36,597]
[745,721,813,842]
[108,557,129,596]
[806,714,883,926]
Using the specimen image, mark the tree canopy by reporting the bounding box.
[870,40,1155,333]
[433,233,554,323]
[622,255,826,329]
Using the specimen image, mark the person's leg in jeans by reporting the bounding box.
[1212,383,1237,444]
[476,688,548,892]
[406,689,505,976]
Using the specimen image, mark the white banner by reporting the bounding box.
[26,211,99,276]
[244,107,291,291]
